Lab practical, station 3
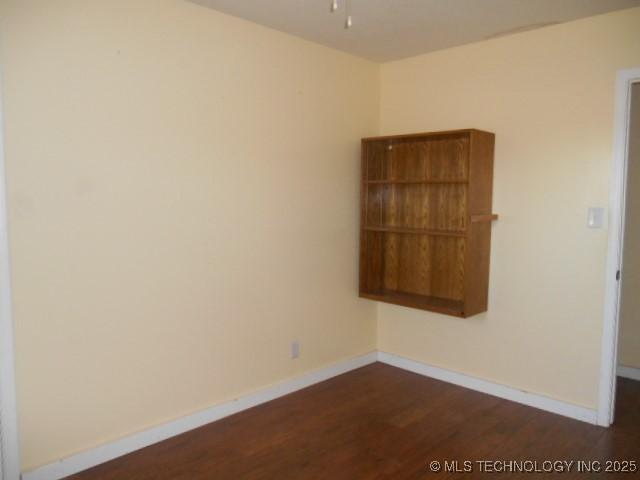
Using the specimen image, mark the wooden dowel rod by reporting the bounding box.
[470,214,499,223]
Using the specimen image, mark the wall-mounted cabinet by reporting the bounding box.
[359,129,497,318]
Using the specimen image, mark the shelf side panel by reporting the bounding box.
[465,131,495,316]
[468,131,495,215]
[359,140,371,293]
[464,222,492,316]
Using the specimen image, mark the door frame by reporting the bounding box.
[0,61,21,479]
[597,67,640,426]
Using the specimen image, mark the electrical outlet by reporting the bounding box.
[291,341,300,359]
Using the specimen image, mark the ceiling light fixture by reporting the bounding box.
[330,0,353,29]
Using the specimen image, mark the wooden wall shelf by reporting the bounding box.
[359,129,497,318]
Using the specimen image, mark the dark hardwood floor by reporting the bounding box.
[67,363,640,479]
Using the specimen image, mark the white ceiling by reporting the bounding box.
[188,0,640,62]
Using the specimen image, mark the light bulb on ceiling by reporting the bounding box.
[330,0,338,12]
[345,15,353,29]
[344,0,352,29]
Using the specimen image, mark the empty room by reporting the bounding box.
[1,1,640,479]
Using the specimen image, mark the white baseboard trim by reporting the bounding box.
[23,350,602,479]
[617,365,640,381]
[377,351,598,425]
[21,351,377,480]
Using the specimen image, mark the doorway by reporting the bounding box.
[616,82,640,412]
[599,69,640,427]
[0,67,20,480]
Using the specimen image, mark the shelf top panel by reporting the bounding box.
[362,128,493,142]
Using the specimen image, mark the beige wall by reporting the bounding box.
[378,8,640,410]
[4,0,640,474]
[0,0,379,471]
[619,83,640,369]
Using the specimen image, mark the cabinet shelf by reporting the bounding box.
[364,226,466,237]
[366,179,468,185]
[359,129,497,317]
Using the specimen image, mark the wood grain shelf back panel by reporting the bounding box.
[366,136,469,182]
[362,232,465,302]
[366,183,467,232]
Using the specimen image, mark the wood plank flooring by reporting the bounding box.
[66,363,640,479]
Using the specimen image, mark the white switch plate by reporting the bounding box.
[587,207,605,229]
[291,341,300,359]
